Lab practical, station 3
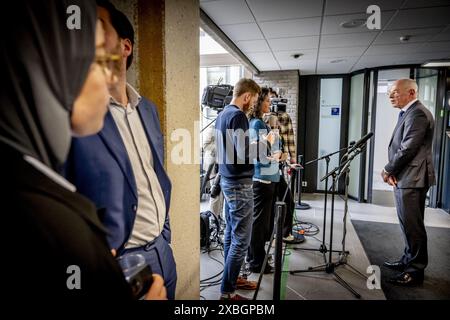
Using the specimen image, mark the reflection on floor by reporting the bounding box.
[200,193,450,300]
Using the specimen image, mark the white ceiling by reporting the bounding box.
[200,0,450,74]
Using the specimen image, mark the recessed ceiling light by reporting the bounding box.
[340,19,366,28]
[330,59,346,64]
[399,35,410,43]
[291,53,303,59]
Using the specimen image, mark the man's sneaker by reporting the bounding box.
[220,293,250,300]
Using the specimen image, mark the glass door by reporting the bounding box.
[347,73,365,200]
[371,68,410,206]
[317,78,343,191]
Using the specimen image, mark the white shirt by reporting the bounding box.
[401,99,418,113]
[109,84,166,248]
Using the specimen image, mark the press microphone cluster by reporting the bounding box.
[347,132,373,154]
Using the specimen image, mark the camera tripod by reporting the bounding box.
[289,147,368,299]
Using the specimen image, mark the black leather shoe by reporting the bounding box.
[383,261,406,271]
[388,272,424,286]
[250,264,274,274]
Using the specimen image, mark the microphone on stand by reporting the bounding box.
[347,132,373,155]
[342,132,373,161]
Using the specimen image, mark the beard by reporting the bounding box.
[242,102,252,113]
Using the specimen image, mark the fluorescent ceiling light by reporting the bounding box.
[422,59,450,67]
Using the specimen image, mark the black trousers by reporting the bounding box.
[248,181,276,269]
[394,187,429,274]
[270,175,295,239]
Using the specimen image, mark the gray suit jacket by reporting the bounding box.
[385,100,436,189]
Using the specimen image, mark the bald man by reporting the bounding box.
[381,79,435,286]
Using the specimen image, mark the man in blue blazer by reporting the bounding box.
[66,1,176,299]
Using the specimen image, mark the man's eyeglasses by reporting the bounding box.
[95,53,121,85]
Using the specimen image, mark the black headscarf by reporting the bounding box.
[0,0,97,171]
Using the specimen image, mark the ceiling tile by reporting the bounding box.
[432,31,450,41]
[373,27,445,45]
[366,42,450,55]
[319,46,367,58]
[355,51,450,68]
[413,41,450,52]
[320,32,377,48]
[322,12,394,35]
[247,0,323,21]
[317,61,353,74]
[280,59,316,73]
[325,0,403,15]
[260,17,322,38]
[246,52,280,70]
[403,0,450,9]
[236,40,270,53]
[268,36,319,51]
[386,6,450,30]
[220,23,264,41]
[273,49,318,62]
[201,0,254,26]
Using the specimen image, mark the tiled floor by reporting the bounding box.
[200,193,450,300]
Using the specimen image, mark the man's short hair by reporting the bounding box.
[233,78,261,98]
[97,0,135,69]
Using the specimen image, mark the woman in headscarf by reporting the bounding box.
[0,0,165,299]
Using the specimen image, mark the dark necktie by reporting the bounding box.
[397,110,405,125]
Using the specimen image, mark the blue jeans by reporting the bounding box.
[220,176,254,294]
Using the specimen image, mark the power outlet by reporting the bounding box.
[302,181,308,187]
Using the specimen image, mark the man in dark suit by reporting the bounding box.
[381,78,435,286]
[66,1,177,298]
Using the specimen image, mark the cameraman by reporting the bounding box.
[267,88,303,244]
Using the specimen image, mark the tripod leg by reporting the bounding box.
[342,263,368,280]
[333,271,361,299]
[290,263,327,274]
[252,225,276,300]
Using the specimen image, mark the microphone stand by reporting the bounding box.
[290,145,367,299]
[290,146,351,261]
[295,155,310,210]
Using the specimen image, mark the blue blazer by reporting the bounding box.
[66,98,172,251]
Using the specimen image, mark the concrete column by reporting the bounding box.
[138,0,200,299]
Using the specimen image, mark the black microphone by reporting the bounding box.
[347,132,373,154]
